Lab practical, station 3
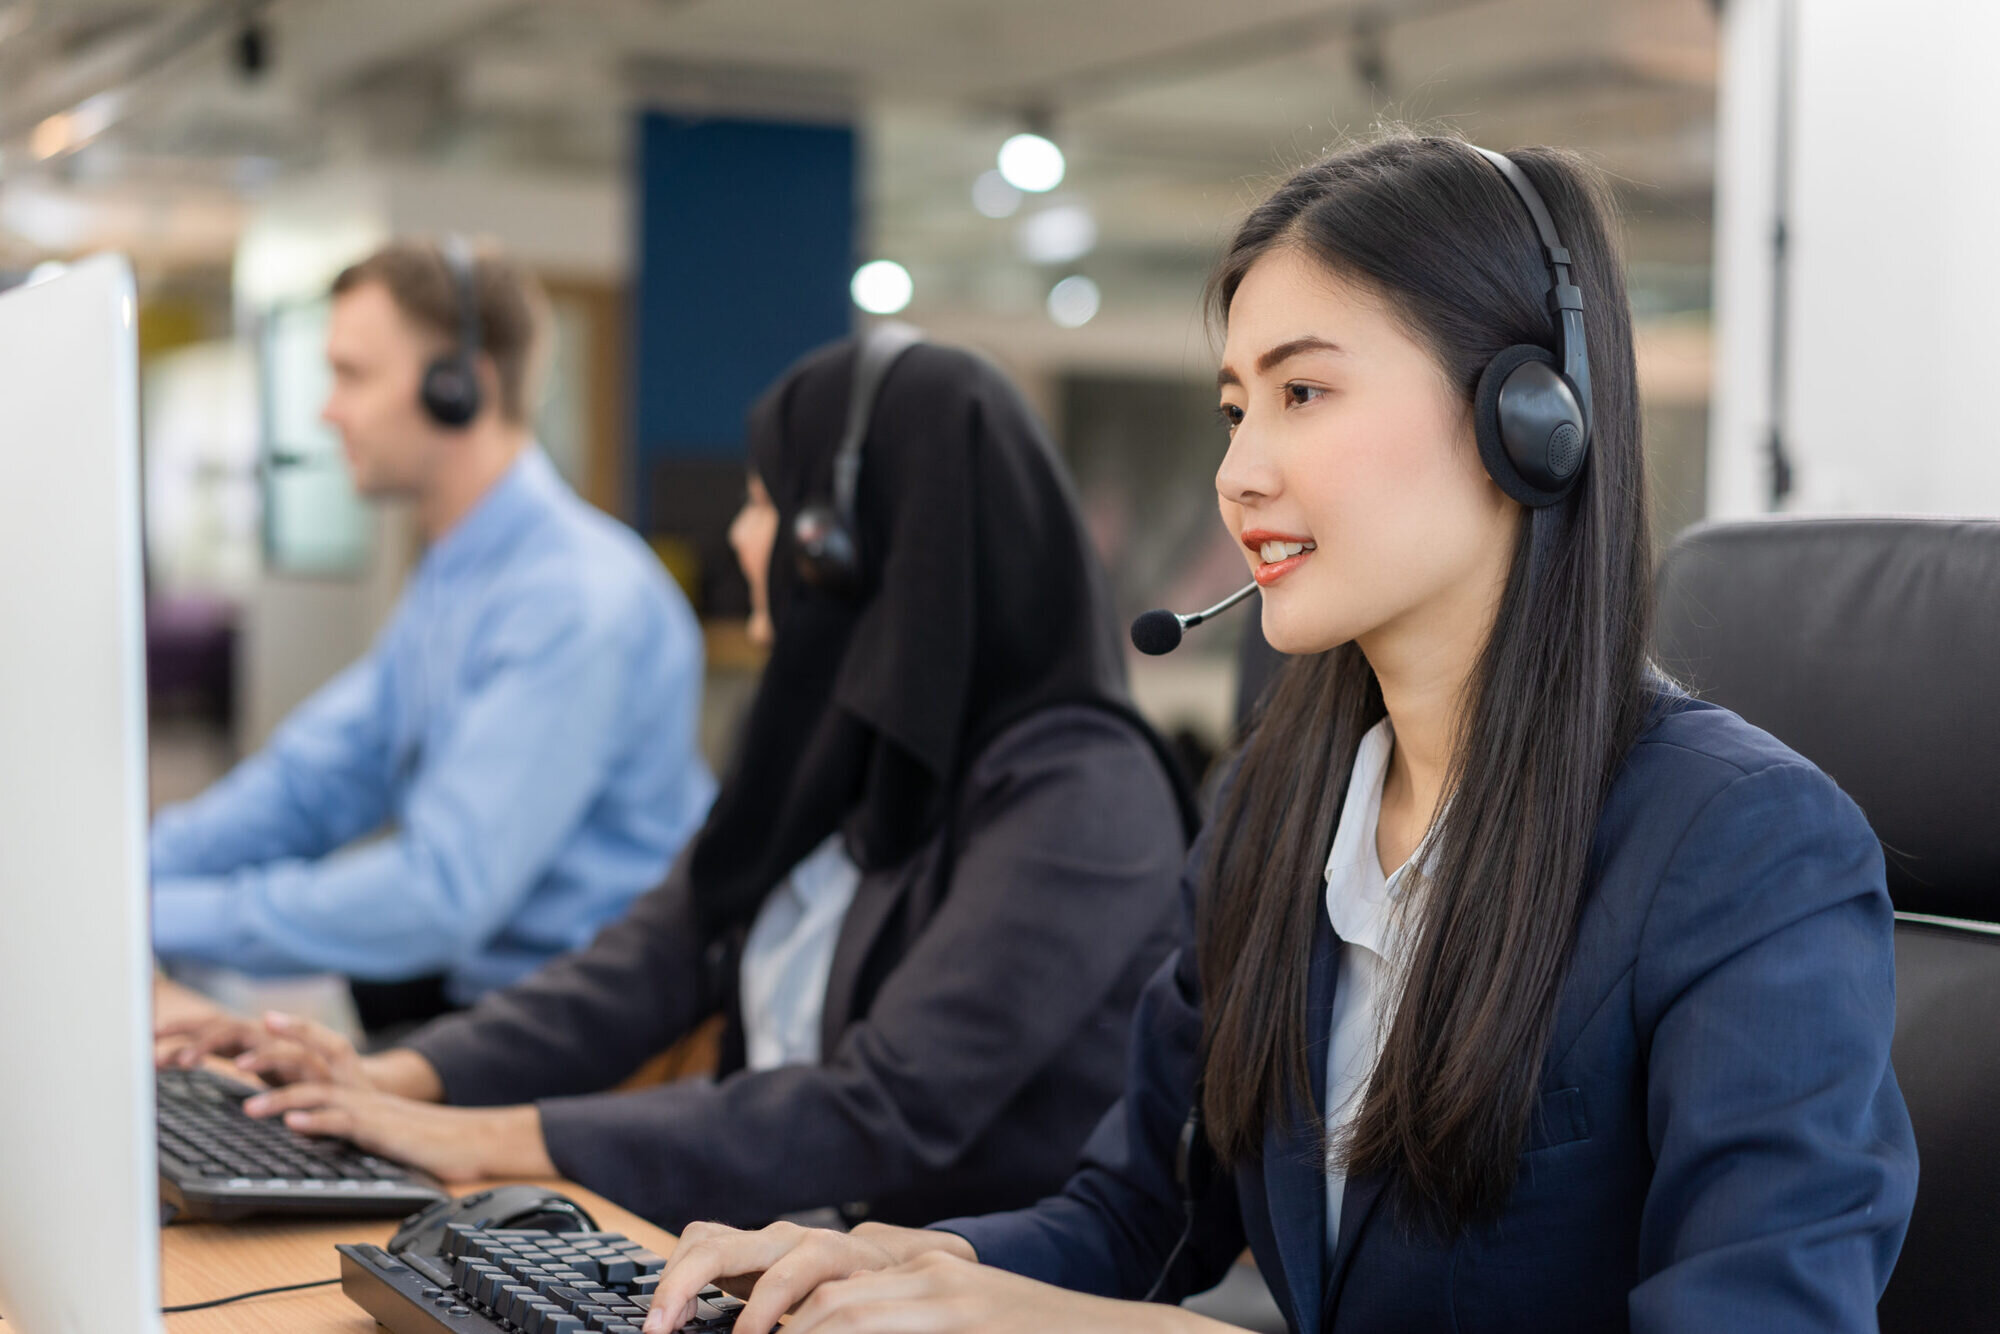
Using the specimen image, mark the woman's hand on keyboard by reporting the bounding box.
[778,1250,1219,1334]
[237,1082,556,1182]
[647,1220,967,1334]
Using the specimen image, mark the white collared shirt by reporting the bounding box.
[739,833,863,1071]
[1321,718,1416,1259]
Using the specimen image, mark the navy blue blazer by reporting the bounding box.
[938,694,1918,1332]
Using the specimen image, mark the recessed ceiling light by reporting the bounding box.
[972,169,1022,219]
[851,259,914,315]
[1047,275,1101,328]
[998,133,1065,193]
[1019,205,1096,265]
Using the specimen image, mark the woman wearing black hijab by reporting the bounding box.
[169,331,1194,1232]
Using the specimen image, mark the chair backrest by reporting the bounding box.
[1877,917,2000,1329]
[1654,516,2000,1331]
[1654,517,2000,919]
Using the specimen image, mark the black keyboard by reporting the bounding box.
[340,1224,742,1333]
[156,1066,447,1222]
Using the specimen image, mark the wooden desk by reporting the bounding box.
[161,1181,677,1332]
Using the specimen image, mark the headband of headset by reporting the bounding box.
[1470,146,1593,444]
[440,235,480,363]
[830,321,924,530]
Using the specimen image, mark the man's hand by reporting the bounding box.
[157,1009,363,1082]
[154,1008,445,1100]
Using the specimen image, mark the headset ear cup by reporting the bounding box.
[791,503,861,594]
[421,355,482,428]
[1474,344,1583,508]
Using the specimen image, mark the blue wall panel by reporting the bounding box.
[631,113,855,496]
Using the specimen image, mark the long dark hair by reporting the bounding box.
[1197,133,1655,1233]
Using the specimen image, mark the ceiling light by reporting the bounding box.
[30,113,74,161]
[851,260,913,316]
[1019,205,1096,265]
[998,133,1064,193]
[971,170,1022,219]
[28,91,122,162]
[1047,275,1100,329]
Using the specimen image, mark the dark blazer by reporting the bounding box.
[939,694,1919,1333]
[405,704,1187,1231]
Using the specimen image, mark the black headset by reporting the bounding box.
[791,321,924,594]
[1469,146,1593,508]
[419,235,484,429]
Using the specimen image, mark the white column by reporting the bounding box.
[1710,0,2000,518]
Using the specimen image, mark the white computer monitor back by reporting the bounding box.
[0,255,161,1334]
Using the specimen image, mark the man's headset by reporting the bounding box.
[419,235,484,429]
[790,321,924,595]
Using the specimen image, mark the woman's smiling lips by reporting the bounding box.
[1241,528,1317,587]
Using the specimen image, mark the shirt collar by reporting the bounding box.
[419,446,562,583]
[1322,717,1404,958]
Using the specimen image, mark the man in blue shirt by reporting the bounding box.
[152,239,715,1031]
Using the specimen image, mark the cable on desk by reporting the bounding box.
[162,1277,340,1313]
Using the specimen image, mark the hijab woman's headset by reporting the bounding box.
[790,321,925,596]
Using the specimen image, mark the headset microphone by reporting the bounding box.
[1130,581,1258,655]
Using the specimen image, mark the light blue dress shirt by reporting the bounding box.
[151,448,717,1003]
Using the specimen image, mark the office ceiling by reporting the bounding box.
[0,0,1718,362]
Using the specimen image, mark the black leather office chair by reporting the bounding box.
[1654,516,2000,1331]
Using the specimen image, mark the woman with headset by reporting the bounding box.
[643,135,1917,1334]
[161,332,1195,1234]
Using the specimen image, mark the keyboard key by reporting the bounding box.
[502,1287,537,1324]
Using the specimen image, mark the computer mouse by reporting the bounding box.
[387,1184,598,1258]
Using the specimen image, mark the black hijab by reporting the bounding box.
[685,335,1141,933]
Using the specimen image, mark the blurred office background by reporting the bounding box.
[0,0,1984,806]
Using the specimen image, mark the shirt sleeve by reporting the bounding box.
[1628,761,1917,1332]
[152,589,634,979]
[149,654,395,880]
